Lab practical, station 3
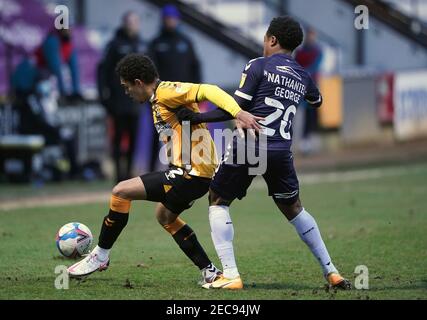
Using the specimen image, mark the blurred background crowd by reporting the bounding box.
[0,0,426,185]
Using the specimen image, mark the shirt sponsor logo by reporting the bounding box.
[276,66,302,81]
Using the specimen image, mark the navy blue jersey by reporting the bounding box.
[234,53,322,150]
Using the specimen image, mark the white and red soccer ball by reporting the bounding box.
[55,222,93,258]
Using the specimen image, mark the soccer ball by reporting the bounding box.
[55,222,93,258]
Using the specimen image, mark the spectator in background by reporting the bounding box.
[149,4,201,83]
[12,70,80,180]
[11,28,82,180]
[147,4,201,171]
[12,28,83,104]
[97,12,146,183]
[35,28,83,104]
[295,27,323,155]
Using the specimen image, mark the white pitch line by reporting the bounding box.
[1,164,426,210]
[0,192,110,211]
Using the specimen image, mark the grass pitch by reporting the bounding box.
[0,163,426,300]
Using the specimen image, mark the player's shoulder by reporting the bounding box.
[272,55,312,83]
[247,56,265,64]
[159,81,197,90]
[156,81,173,94]
[290,58,311,75]
[243,56,266,73]
[156,81,176,101]
[157,81,198,100]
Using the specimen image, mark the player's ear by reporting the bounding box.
[134,79,144,86]
[270,36,278,47]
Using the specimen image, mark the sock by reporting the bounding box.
[163,217,211,270]
[98,194,131,249]
[209,205,239,279]
[202,262,218,273]
[201,263,220,282]
[289,208,338,276]
[91,245,110,261]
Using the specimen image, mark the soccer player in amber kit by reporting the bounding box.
[67,54,262,285]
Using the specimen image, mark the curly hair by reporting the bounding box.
[266,16,303,52]
[115,54,159,83]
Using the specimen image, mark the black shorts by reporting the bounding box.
[210,147,299,205]
[140,167,211,214]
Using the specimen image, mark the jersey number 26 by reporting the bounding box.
[258,97,296,140]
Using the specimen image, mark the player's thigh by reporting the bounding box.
[162,170,211,214]
[262,151,301,219]
[112,177,147,200]
[139,171,170,203]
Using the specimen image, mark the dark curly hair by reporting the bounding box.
[266,16,303,52]
[115,54,159,83]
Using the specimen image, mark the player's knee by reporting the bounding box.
[274,197,303,220]
[290,199,303,216]
[158,211,185,237]
[156,212,167,225]
[208,191,219,205]
[156,211,171,226]
[156,206,178,226]
[208,189,232,206]
[112,181,132,199]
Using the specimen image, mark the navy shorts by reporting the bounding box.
[210,144,299,205]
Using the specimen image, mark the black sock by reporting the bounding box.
[172,224,211,270]
[98,210,129,249]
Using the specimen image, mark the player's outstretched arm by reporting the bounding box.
[175,106,262,139]
[196,84,241,116]
[175,107,233,124]
[196,84,264,131]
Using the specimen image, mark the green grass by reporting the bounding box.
[0,180,112,201]
[0,164,426,300]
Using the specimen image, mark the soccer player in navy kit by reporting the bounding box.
[176,16,351,290]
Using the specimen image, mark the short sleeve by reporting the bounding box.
[304,76,322,106]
